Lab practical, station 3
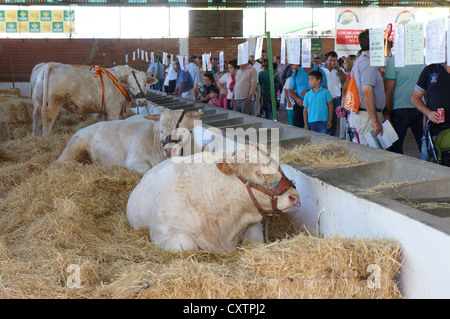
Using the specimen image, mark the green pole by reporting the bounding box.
[266,31,277,121]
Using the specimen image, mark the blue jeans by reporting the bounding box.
[391,108,423,154]
[308,121,329,134]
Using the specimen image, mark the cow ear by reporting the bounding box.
[147,77,158,86]
[144,114,161,121]
[118,75,129,86]
[185,110,203,118]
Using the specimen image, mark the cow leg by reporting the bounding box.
[126,160,152,174]
[156,232,199,252]
[32,105,42,136]
[42,100,61,137]
[240,222,264,243]
[57,136,93,165]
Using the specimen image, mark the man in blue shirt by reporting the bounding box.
[173,61,194,100]
[288,63,328,128]
[146,58,164,92]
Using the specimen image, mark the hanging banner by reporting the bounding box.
[405,22,424,65]
[219,51,224,72]
[255,36,263,60]
[280,37,286,65]
[335,7,417,57]
[0,9,75,33]
[394,25,405,67]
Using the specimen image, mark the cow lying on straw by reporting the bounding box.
[127,143,301,254]
[57,109,203,173]
[31,62,157,137]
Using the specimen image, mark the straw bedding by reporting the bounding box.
[0,98,403,298]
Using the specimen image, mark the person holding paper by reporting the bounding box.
[348,29,385,145]
[411,61,450,160]
[384,57,426,154]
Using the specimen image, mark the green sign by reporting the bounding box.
[52,22,63,32]
[311,39,323,54]
[17,10,28,22]
[41,10,52,21]
[0,11,5,22]
[29,22,40,33]
[6,22,17,32]
[64,10,74,21]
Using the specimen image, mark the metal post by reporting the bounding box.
[266,31,277,121]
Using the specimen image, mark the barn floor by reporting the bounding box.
[0,89,403,298]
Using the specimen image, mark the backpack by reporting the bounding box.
[342,58,369,114]
[435,128,450,167]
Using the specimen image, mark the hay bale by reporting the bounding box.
[0,116,403,299]
[280,143,361,168]
[0,96,34,141]
[0,88,21,96]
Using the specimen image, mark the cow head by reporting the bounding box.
[216,143,300,215]
[119,70,156,107]
[144,109,203,157]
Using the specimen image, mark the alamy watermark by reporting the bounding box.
[166,120,280,165]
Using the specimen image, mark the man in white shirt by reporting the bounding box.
[321,51,347,136]
[163,56,177,94]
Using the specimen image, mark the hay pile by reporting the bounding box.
[0,114,403,299]
[279,143,361,168]
[0,92,34,141]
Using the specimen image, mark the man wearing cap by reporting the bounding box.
[173,61,194,100]
[231,60,258,115]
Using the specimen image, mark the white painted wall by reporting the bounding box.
[282,164,450,299]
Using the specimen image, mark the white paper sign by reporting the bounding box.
[280,38,286,65]
[369,28,385,67]
[219,51,224,72]
[150,52,155,64]
[394,25,405,68]
[448,17,450,65]
[301,38,311,69]
[255,36,263,60]
[238,42,249,66]
[286,37,300,65]
[405,23,424,65]
[425,18,446,64]
[162,52,168,65]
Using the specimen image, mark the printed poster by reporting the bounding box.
[425,18,446,64]
[237,42,248,66]
[0,9,75,33]
[394,25,405,67]
[369,28,385,67]
[405,22,424,65]
[301,38,311,69]
[286,37,300,65]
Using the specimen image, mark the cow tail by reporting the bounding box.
[41,63,53,115]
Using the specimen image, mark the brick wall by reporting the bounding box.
[0,37,335,82]
[0,38,179,82]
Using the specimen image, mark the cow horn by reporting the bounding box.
[186,110,203,118]
[216,162,234,176]
[144,114,161,121]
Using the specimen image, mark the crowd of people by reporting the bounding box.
[146,31,450,161]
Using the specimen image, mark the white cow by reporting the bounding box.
[32,63,157,137]
[56,109,203,174]
[126,144,301,254]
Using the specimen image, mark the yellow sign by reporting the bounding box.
[0,9,75,33]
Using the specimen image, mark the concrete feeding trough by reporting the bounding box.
[146,90,450,299]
